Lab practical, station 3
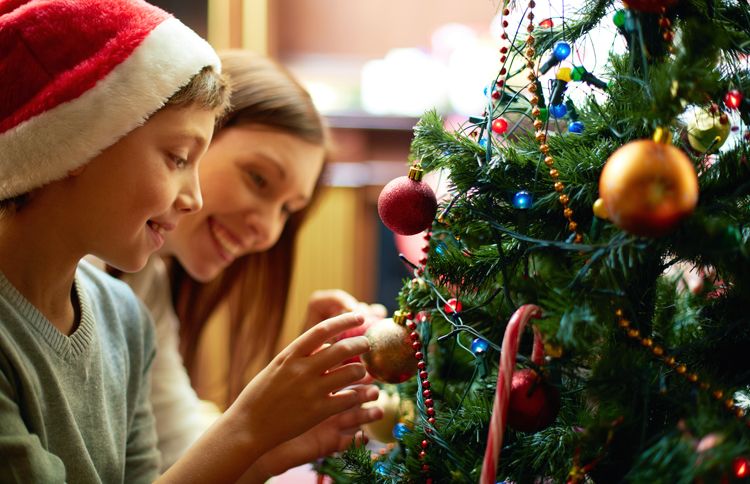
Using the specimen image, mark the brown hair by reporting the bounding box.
[172,50,330,406]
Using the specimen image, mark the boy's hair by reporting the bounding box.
[165,65,230,115]
[0,0,222,207]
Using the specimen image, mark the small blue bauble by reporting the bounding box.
[512,190,533,209]
[568,121,585,133]
[479,137,488,148]
[393,422,410,440]
[550,104,568,118]
[553,41,571,60]
[374,461,389,476]
[471,337,490,355]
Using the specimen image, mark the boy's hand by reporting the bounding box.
[230,312,375,455]
[247,385,384,479]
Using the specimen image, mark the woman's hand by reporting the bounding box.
[304,289,387,331]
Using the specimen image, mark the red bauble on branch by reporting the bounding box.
[507,368,560,432]
[378,164,437,235]
[622,0,677,13]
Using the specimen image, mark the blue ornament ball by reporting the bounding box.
[471,337,490,355]
[553,41,571,60]
[393,422,410,440]
[374,461,389,475]
[568,121,585,133]
[550,104,568,118]
[479,137,488,148]
[512,190,533,209]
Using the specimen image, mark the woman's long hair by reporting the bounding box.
[172,50,330,406]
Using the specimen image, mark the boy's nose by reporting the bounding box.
[176,172,203,213]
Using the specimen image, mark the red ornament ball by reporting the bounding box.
[622,0,677,13]
[492,117,509,135]
[539,18,554,29]
[724,90,744,110]
[507,369,560,432]
[599,139,698,237]
[378,176,437,235]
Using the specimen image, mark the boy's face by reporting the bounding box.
[69,104,215,272]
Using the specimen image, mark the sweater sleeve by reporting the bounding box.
[0,369,66,483]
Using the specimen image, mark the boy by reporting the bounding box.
[0,1,375,482]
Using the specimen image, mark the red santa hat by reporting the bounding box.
[0,0,221,200]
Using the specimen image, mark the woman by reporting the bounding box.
[119,50,385,475]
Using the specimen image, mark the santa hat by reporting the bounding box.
[0,0,221,200]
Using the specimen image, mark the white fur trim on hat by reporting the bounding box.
[0,17,220,200]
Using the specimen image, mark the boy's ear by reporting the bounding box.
[68,165,87,177]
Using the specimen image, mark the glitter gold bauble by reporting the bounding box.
[599,139,698,237]
[362,390,401,443]
[362,389,416,443]
[361,318,417,383]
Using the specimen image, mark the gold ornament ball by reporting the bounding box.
[362,390,401,443]
[362,318,417,384]
[687,108,730,153]
[599,139,698,237]
[362,390,417,443]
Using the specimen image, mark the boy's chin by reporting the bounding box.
[104,255,151,274]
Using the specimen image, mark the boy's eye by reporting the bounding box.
[249,171,267,188]
[172,156,189,169]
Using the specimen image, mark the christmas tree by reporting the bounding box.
[318,1,750,482]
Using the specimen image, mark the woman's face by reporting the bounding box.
[162,124,325,282]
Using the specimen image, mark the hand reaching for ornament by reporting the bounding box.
[242,389,385,481]
[165,313,376,483]
[233,313,375,448]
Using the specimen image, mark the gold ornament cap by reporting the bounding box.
[652,126,672,145]
[393,310,408,325]
[407,164,424,181]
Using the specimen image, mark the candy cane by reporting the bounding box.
[480,304,543,484]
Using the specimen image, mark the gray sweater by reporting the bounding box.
[0,260,159,483]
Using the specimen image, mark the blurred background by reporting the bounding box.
[149,0,609,346]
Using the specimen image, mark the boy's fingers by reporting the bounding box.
[320,363,368,394]
[324,387,367,416]
[294,313,365,355]
[312,336,370,372]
